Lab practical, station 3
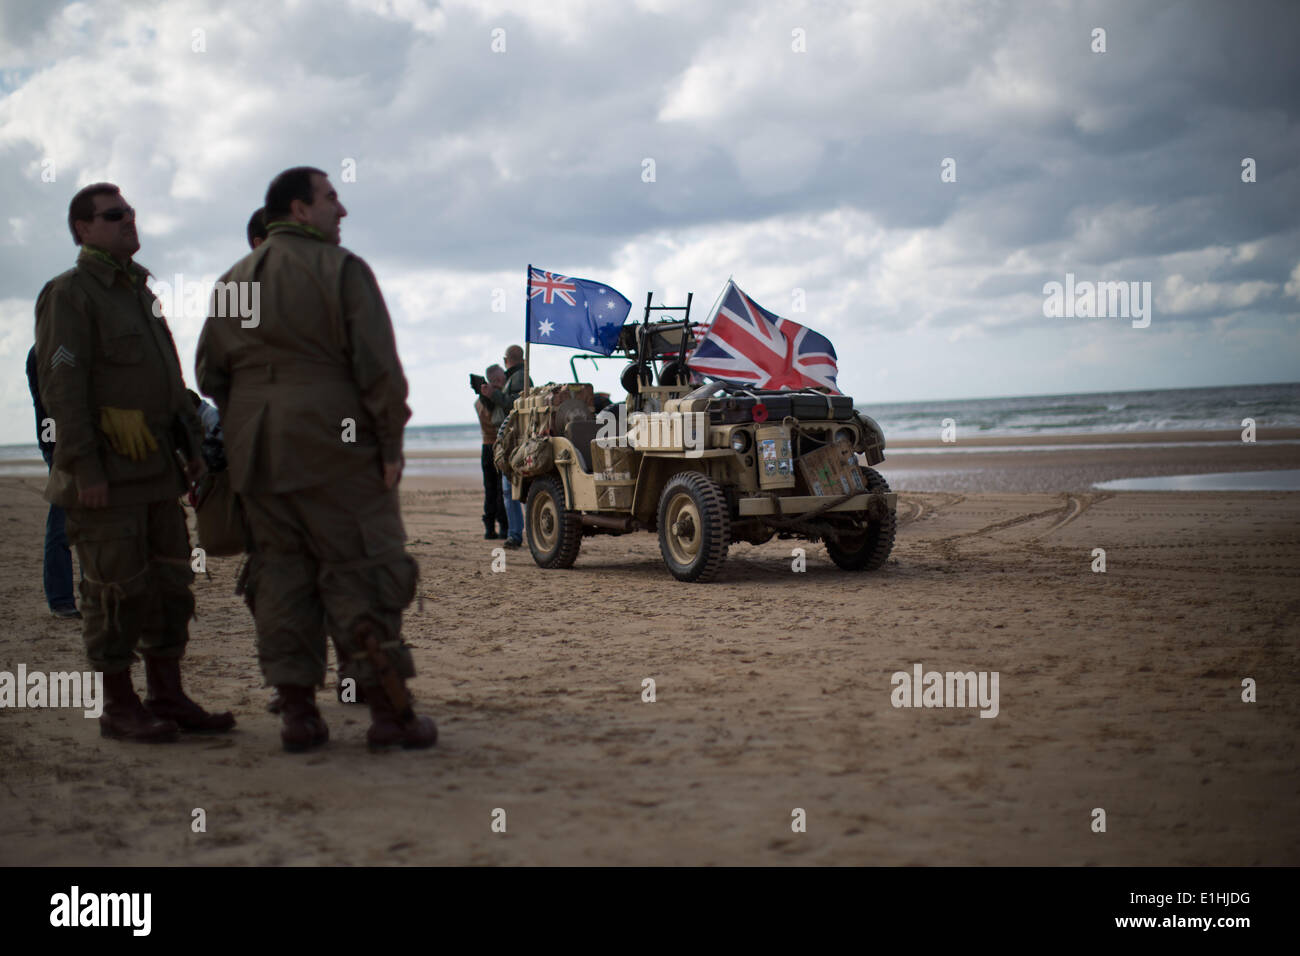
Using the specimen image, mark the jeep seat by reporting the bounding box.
[564,419,600,472]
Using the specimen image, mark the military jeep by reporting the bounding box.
[499,308,896,583]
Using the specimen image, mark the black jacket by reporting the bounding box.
[25,346,54,466]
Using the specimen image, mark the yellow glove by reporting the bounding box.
[99,407,159,462]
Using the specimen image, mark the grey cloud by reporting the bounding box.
[0,0,1297,443]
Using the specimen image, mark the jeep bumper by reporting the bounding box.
[737,492,896,519]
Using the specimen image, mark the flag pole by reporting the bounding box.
[523,264,531,398]
[704,275,732,325]
[698,275,731,335]
[690,276,733,385]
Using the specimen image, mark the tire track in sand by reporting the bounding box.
[928,492,1114,560]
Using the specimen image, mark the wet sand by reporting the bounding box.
[878,429,1300,493]
[0,432,1296,866]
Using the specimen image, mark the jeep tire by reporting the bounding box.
[526,475,582,569]
[657,471,731,582]
[825,467,896,571]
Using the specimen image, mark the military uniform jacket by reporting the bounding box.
[485,364,531,418]
[195,226,410,495]
[34,247,201,508]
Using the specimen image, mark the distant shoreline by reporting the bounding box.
[2,429,1298,470]
[886,427,1300,449]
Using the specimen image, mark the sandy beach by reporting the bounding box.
[0,431,1297,866]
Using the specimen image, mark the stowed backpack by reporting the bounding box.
[493,408,520,480]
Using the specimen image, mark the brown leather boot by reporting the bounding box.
[277,685,329,753]
[101,668,179,743]
[143,656,236,733]
[365,682,437,752]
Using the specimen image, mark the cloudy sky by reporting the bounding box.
[1,0,1298,444]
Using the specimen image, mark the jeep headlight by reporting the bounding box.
[731,430,752,453]
[834,427,855,447]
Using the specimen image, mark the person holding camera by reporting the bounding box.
[473,364,509,540]
[478,345,531,548]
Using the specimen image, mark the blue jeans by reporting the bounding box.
[44,502,76,610]
[501,473,524,543]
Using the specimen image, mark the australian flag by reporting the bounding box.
[527,266,631,355]
[687,280,840,392]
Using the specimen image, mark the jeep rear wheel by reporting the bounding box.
[825,467,896,571]
[657,472,731,582]
[526,475,582,569]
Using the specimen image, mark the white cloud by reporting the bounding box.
[1162,275,1277,314]
[1285,262,1300,300]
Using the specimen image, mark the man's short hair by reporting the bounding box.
[505,345,524,364]
[485,364,504,378]
[67,183,121,245]
[264,167,327,222]
[246,207,268,249]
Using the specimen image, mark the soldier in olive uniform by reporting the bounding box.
[35,183,235,742]
[196,167,436,752]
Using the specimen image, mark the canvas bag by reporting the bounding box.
[510,435,554,478]
[195,469,246,557]
[493,409,519,479]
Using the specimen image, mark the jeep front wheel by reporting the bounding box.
[526,475,582,569]
[657,472,731,582]
[825,467,896,571]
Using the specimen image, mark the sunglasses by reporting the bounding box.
[93,205,135,222]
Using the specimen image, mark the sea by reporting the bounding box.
[867,381,1300,441]
[1,382,1296,477]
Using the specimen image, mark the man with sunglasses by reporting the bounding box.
[34,183,235,743]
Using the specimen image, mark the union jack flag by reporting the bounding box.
[687,280,839,392]
[529,269,578,306]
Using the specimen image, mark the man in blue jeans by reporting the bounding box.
[478,344,531,548]
[25,346,79,618]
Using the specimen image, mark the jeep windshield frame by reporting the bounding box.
[569,291,699,386]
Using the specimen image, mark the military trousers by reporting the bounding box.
[64,498,195,674]
[481,443,507,536]
[240,467,419,689]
